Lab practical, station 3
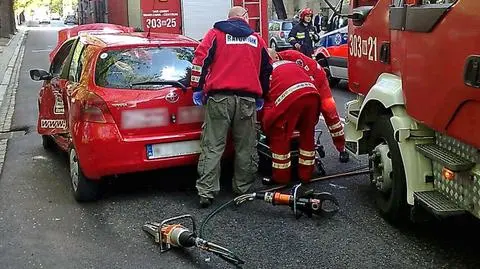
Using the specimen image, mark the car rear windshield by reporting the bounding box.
[95,47,194,89]
[282,22,293,31]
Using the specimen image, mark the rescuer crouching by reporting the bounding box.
[260,51,322,184]
[261,48,349,185]
[275,49,349,163]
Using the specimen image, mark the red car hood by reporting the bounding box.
[49,23,135,62]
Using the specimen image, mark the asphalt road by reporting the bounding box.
[1,24,479,269]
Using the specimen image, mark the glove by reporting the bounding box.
[193,91,204,106]
[339,150,349,163]
[256,98,264,111]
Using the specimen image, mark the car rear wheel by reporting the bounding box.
[41,135,56,151]
[69,147,101,202]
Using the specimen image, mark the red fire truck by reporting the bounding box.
[140,0,268,41]
[339,0,480,222]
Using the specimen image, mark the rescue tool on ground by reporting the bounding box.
[234,184,340,219]
[143,215,244,266]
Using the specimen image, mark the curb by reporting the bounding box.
[0,31,26,108]
[0,30,26,176]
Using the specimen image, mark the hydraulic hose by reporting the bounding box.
[199,165,370,238]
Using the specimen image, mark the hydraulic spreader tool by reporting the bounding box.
[143,215,245,265]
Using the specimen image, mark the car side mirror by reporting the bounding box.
[348,6,374,26]
[30,69,53,81]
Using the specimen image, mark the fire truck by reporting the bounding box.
[139,0,268,41]
[338,0,480,222]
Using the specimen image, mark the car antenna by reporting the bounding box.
[147,0,156,38]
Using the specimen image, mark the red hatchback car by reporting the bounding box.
[30,25,204,201]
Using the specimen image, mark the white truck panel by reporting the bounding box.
[181,0,233,40]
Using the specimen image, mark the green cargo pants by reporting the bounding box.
[196,94,259,199]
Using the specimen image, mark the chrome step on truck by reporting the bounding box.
[414,135,480,219]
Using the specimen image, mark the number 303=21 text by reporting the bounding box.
[349,35,378,62]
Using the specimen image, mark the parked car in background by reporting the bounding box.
[268,19,294,51]
[39,15,50,24]
[64,15,76,25]
[50,13,61,20]
[29,24,205,202]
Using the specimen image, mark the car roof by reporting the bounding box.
[82,32,199,48]
[269,19,293,23]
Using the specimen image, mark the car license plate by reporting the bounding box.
[122,108,169,129]
[146,140,201,159]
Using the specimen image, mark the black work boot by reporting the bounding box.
[199,196,213,208]
[339,150,350,163]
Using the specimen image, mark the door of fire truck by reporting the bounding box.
[347,0,391,95]
[140,0,268,42]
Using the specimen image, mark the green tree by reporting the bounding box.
[49,0,62,15]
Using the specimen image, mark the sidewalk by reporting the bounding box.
[0,27,26,109]
[0,26,26,176]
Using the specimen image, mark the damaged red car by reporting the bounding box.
[30,24,204,201]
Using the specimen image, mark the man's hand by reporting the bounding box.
[256,98,264,111]
[193,91,204,106]
[339,150,349,163]
[294,43,301,50]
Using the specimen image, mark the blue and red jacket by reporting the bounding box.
[190,18,272,98]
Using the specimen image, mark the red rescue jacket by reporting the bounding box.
[190,18,272,98]
[262,60,321,131]
[278,50,345,152]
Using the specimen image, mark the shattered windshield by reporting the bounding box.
[95,46,194,89]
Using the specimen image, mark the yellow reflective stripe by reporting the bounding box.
[288,37,296,42]
[192,65,202,73]
[274,82,316,106]
[296,33,305,39]
[272,60,291,69]
[272,152,290,160]
[299,158,315,165]
[272,161,291,169]
[191,75,200,83]
[331,129,345,137]
[328,121,343,130]
[299,149,315,157]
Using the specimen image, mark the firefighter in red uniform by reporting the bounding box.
[262,54,322,184]
[275,49,349,163]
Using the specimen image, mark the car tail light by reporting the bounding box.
[280,32,285,38]
[81,92,115,123]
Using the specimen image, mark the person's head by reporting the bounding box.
[300,8,313,23]
[228,6,249,22]
[267,48,279,61]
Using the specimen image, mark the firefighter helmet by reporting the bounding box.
[300,8,314,21]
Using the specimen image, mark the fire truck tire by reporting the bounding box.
[368,115,407,222]
[69,147,101,202]
[41,135,56,151]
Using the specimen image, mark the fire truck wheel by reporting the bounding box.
[41,135,56,151]
[69,147,101,202]
[368,115,407,222]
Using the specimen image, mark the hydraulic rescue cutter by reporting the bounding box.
[234,184,340,219]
